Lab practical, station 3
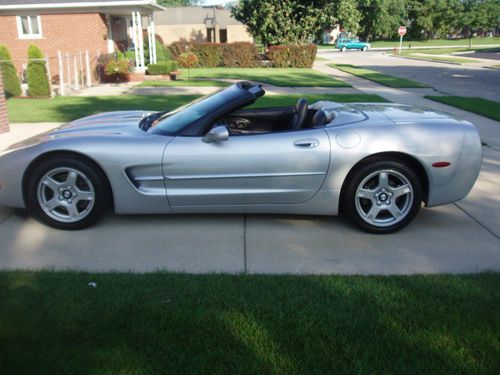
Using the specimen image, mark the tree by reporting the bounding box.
[0,45,21,98]
[232,0,335,46]
[335,0,362,34]
[26,45,50,97]
[357,0,407,40]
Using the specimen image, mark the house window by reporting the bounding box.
[16,15,42,39]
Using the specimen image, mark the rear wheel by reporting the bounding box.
[26,156,109,229]
[343,159,422,233]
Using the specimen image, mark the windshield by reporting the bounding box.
[148,88,229,135]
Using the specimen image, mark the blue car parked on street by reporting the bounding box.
[336,37,370,52]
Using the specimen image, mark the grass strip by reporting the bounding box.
[425,95,500,121]
[329,64,430,88]
[138,79,232,87]
[0,271,498,374]
[7,93,387,123]
[186,67,350,87]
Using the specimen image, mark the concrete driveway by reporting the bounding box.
[0,144,499,275]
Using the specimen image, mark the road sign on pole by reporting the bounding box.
[398,26,407,55]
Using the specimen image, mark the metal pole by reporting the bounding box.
[66,52,71,91]
[73,56,79,90]
[85,50,91,87]
[79,50,84,88]
[147,25,152,66]
[132,11,139,70]
[137,11,145,71]
[399,34,403,55]
[58,51,64,96]
[151,19,157,64]
[44,55,54,97]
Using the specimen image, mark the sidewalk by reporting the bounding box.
[0,123,62,152]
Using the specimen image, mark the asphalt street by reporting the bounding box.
[318,50,500,101]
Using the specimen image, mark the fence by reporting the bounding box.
[3,49,101,97]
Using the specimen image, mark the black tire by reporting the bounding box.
[343,159,422,234]
[25,155,110,230]
[362,46,368,51]
[341,46,347,52]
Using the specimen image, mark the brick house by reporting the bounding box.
[0,0,163,75]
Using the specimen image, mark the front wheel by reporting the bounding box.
[26,156,109,230]
[343,160,422,233]
[362,46,368,51]
[341,46,347,52]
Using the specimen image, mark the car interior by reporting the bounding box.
[217,98,329,135]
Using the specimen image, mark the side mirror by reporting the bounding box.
[202,125,229,144]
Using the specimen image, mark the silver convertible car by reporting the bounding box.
[0,82,481,233]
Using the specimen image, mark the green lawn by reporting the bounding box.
[0,271,498,374]
[317,37,500,49]
[329,64,430,88]
[139,79,232,87]
[425,96,500,121]
[185,68,350,87]
[7,93,387,123]
[398,54,479,64]
[401,47,500,55]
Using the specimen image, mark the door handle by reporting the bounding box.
[294,138,320,148]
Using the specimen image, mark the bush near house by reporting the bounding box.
[26,45,50,97]
[168,41,260,68]
[0,45,21,98]
[144,38,170,65]
[190,42,223,68]
[147,61,178,75]
[267,44,317,68]
[221,42,260,68]
[168,40,190,61]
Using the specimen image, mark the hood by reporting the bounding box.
[7,111,155,151]
[60,110,154,133]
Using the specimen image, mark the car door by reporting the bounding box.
[162,128,331,207]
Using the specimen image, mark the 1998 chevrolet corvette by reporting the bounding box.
[0,82,482,233]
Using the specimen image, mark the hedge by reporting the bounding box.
[221,42,259,68]
[0,44,21,98]
[147,60,178,75]
[267,44,317,68]
[168,41,260,68]
[26,44,50,97]
[190,42,222,68]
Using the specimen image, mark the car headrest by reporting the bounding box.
[311,110,327,127]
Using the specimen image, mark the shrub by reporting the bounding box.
[0,45,21,98]
[26,44,50,97]
[104,59,130,77]
[144,38,170,64]
[177,52,199,69]
[168,40,190,61]
[190,42,222,68]
[267,44,317,68]
[221,42,260,67]
[147,60,178,75]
